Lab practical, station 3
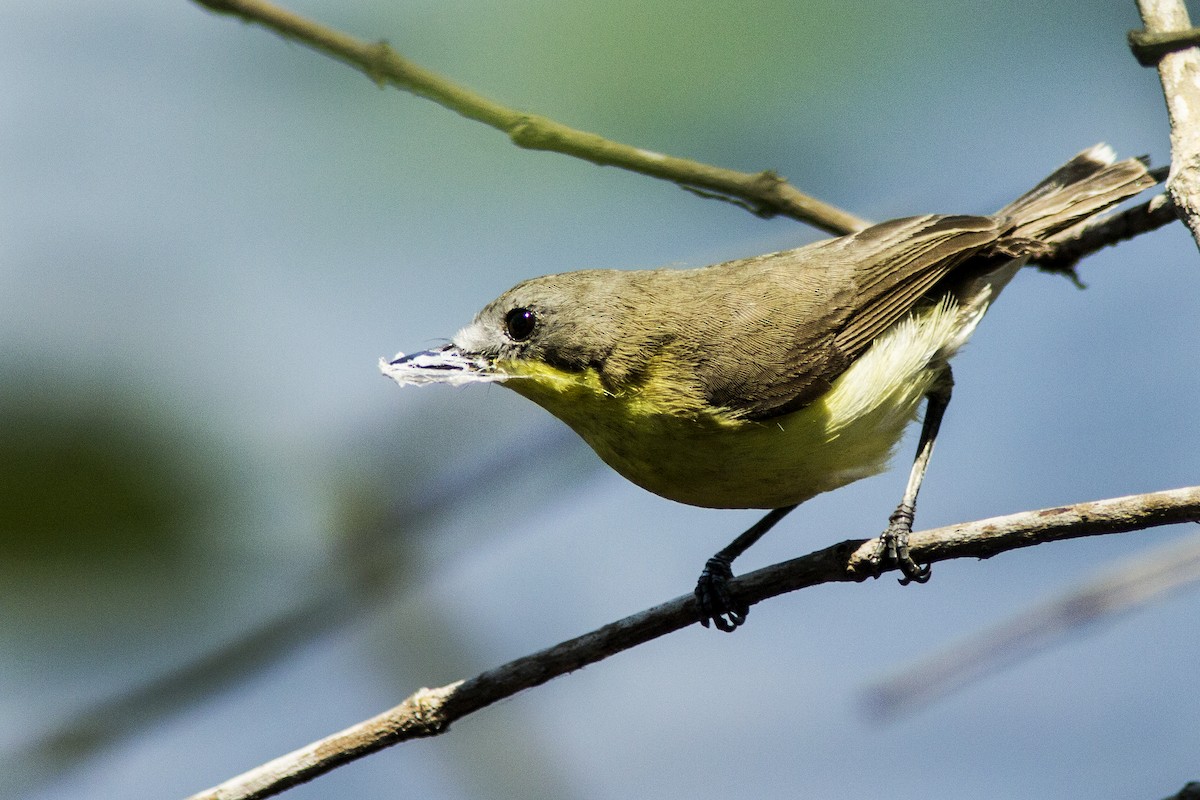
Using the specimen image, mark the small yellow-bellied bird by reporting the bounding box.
[383,146,1154,631]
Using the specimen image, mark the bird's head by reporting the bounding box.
[381,270,644,401]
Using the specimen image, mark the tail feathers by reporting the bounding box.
[998,144,1157,241]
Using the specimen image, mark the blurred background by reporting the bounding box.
[1,1,1198,798]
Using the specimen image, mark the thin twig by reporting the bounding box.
[1135,1,1200,250]
[186,486,1200,800]
[1035,192,1178,275]
[190,0,1179,255]
[1129,27,1200,66]
[189,0,868,235]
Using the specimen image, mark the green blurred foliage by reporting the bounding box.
[0,375,218,568]
[393,0,933,132]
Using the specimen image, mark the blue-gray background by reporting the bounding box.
[2,2,1198,798]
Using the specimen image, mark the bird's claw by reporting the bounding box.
[865,506,932,585]
[695,555,748,632]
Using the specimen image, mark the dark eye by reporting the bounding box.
[504,307,537,341]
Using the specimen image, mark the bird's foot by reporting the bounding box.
[866,505,931,585]
[695,555,749,632]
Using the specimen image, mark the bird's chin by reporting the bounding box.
[379,345,508,388]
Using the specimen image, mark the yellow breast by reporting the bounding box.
[502,297,971,509]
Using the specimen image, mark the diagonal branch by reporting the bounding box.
[192,0,1176,254]
[186,485,1200,800]
[190,0,869,235]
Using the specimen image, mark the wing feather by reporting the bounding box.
[713,214,1002,420]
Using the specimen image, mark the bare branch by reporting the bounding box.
[186,486,1200,800]
[1134,1,1200,250]
[1035,191,1178,275]
[191,0,1182,256]
[189,0,868,235]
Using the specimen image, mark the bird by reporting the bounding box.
[382,145,1155,631]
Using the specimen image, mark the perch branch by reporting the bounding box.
[187,485,1200,800]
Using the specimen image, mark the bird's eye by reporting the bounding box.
[504,307,537,342]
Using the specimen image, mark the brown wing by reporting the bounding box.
[829,214,1000,356]
[701,214,1003,421]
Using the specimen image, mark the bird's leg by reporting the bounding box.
[868,363,954,584]
[695,504,798,631]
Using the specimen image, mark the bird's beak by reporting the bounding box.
[379,343,506,387]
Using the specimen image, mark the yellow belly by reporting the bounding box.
[504,298,970,509]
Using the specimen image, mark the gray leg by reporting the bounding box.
[695,504,798,632]
[868,362,954,583]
